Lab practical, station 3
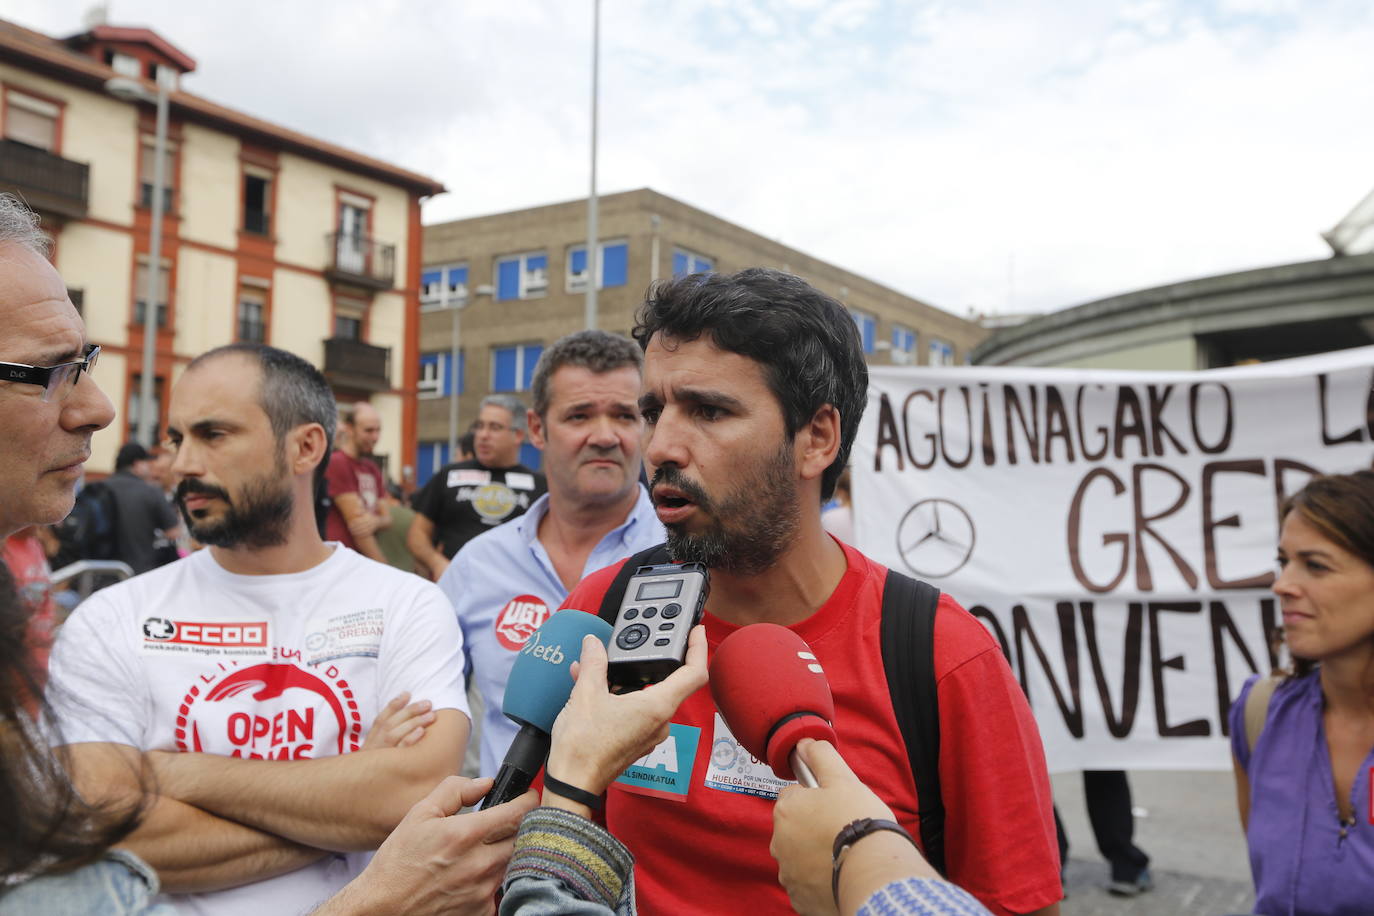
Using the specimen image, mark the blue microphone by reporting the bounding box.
[480,610,612,809]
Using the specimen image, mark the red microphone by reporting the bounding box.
[709,623,836,786]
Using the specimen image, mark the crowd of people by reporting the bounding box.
[2,187,1371,916]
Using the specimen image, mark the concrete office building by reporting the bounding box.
[0,16,443,475]
[417,187,985,482]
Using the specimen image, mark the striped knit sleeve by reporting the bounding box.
[502,807,634,910]
[855,877,993,916]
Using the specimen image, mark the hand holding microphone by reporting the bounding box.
[544,623,708,813]
[481,610,613,810]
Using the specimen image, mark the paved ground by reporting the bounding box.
[1054,769,1256,915]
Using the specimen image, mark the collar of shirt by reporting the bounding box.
[517,485,663,594]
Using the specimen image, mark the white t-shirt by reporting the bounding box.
[47,545,469,916]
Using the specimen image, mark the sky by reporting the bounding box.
[10,0,1374,318]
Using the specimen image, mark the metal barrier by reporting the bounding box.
[50,559,134,602]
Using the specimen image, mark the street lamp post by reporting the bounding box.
[105,74,169,447]
[584,0,600,330]
[446,283,494,459]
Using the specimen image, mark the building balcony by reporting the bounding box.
[325,231,395,291]
[0,139,89,221]
[322,337,391,392]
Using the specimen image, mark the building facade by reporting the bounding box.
[0,18,444,476]
[417,187,985,482]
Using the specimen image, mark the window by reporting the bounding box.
[336,199,370,273]
[672,248,713,277]
[495,252,548,301]
[106,51,140,77]
[126,375,166,440]
[419,351,464,398]
[892,325,917,364]
[850,309,876,354]
[929,339,954,367]
[421,264,468,308]
[416,442,450,489]
[567,240,629,292]
[133,260,169,329]
[3,90,58,152]
[243,172,271,235]
[237,291,266,343]
[335,315,362,341]
[492,344,543,392]
[139,141,174,212]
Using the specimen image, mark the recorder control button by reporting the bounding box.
[642,606,659,619]
[654,637,672,647]
[617,624,650,650]
[658,622,675,631]
[662,603,682,618]
[623,607,639,620]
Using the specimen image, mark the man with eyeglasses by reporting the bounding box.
[0,195,115,541]
[407,394,547,581]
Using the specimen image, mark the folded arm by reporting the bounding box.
[151,709,467,852]
[334,491,387,563]
[64,742,324,894]
[406,513,448,580]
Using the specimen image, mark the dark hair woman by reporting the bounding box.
[0,563,163,914]
[1230,470,1374,916]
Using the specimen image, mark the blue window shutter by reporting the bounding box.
[440,353,453,397]
[526,254,547,272]
[417,442,448,488]
[570,247,587,275]
[494,347,517,391]
[602,243,628,287]
[521,345,543,391]
[421,269,441,286]
[519,441,542,471]
[863,318,875,354]
[448,265,468,286]
[673,251,689,276]
[457,350,465,395]
[695,256,713,272]
[497,259,520,300]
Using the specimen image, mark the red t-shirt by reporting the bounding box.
[561,541,1061,916]
[324,450,387,550]
[3,531,57,680]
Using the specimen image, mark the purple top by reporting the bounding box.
[1230,672,1374,916]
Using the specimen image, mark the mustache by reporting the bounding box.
[650,465,711,511]
[175,478,231,505]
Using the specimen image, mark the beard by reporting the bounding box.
[654,438,801,576]
[175,461,294,550]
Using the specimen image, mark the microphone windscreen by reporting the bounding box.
[502,610,612,732]
[709,623,837,781]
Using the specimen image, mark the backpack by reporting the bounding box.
[1242,672,1283,756]
[597,544,947,876]
[59,480,121,562]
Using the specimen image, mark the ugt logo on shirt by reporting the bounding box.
[495,595,551,651]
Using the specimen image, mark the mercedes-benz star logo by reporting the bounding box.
[896,498,976,579]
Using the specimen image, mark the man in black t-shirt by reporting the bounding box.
[104,442,183,574]
[407,395,546,581]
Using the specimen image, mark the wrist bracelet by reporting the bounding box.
[830,818,916,908]
[544,773,605,811]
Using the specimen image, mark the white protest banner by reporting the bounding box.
[851,347,1374,772]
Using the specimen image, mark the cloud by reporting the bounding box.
[13,0,1374,317]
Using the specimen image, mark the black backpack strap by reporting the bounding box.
[597,543,673,624]
[880,568,946,877]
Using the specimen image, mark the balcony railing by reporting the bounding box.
[0,139,89,220]
[322,337,391,392]
[325,231,395,291]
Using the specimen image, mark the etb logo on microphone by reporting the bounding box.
[799,651,823,675]
[495,595,551,651]
[519,629,566,665]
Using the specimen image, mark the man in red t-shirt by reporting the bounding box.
[559,268,1062,916]
[325,400,389,561]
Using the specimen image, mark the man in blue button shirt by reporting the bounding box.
[438,330,664,778]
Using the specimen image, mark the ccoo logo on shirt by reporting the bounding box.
[494,595,551,651]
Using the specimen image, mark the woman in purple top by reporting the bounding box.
[1229,470,1374,916]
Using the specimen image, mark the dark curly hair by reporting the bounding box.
[633,268,867,501]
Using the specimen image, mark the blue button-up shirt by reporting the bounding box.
[438,485,664,777]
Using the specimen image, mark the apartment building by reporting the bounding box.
[417,187,984,482]
[0,17,444,475]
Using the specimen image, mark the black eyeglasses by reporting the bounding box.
[0,344,101,402]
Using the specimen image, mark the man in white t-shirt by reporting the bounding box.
[48,344,483,915]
